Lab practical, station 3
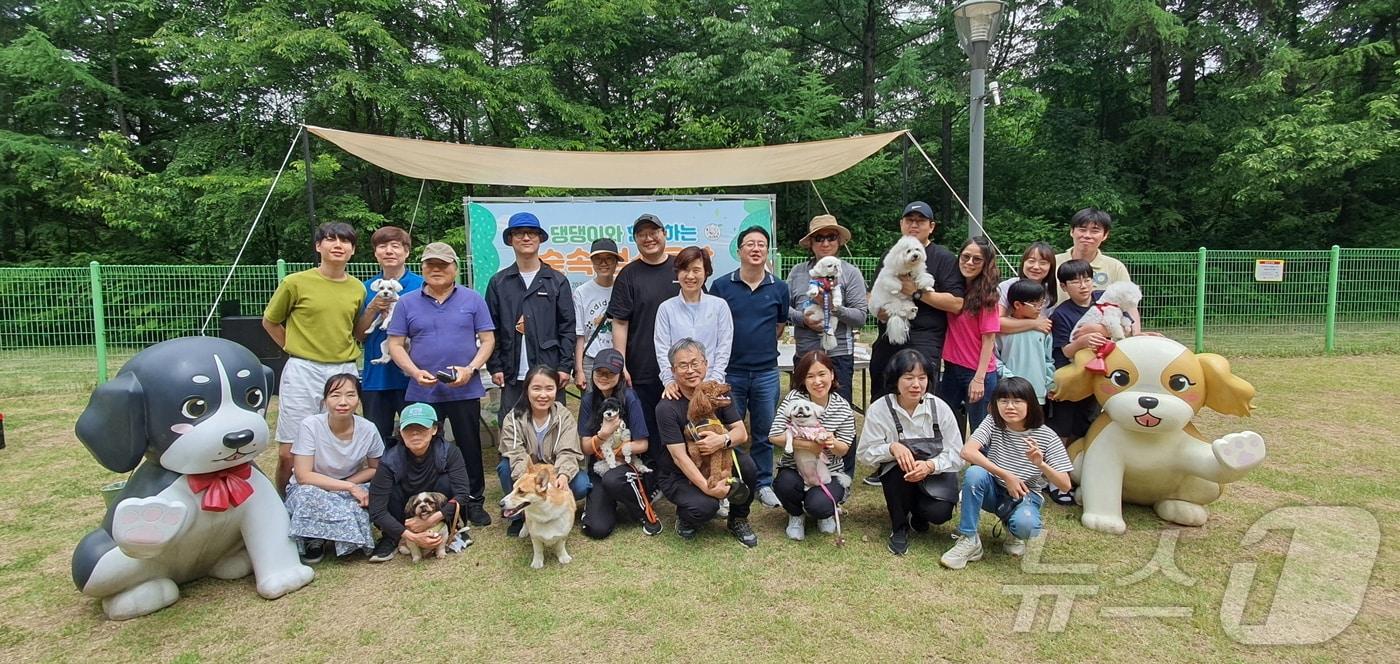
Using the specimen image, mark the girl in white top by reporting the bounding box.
[858,348,965,556]
[284,373,385,562]
[654,245,733,397]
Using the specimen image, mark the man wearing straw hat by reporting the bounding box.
[785,214,870,474]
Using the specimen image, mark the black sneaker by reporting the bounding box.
[888,530,910,556]
[863,472,883,486]
[676,521,698,540]
[466,502,492,526]
[368,538,396,563]
[641,519,663,536]
[301,539,324,564]
[1048,487,1076,506]
[727,518,758,548]
[506,518,525,537]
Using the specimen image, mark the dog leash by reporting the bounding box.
[623,462,660,525]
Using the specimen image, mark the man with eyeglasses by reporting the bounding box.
[710,225,789,508]
[607,213,681,464]
[785,214,869,475]
[863,202,966,485]
[1054,207,1131,305]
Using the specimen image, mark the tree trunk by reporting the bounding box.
[105,14,133,138]
[861,0,878,120]
[940,105,953,225]
[1149,40,1169,116]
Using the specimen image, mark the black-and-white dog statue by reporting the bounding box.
[71,336,314,620]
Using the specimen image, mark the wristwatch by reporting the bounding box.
[913,287,928,299]
[723,434,732,449]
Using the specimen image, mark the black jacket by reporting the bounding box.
[485,263,576,380]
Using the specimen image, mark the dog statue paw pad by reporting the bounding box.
[1214,431,1266,470]
[114,498,186,551]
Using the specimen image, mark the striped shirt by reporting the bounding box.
[769,390,856,477]
[969,418,1073,492]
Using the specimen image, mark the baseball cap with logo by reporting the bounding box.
[901,201,935,220]
[398,403,439,430]
[592,348,625,375]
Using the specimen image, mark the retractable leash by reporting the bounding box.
[623,463,660,525]
[814,464,844,546]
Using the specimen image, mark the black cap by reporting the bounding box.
[633,214,664,233]
[902,201,934,220]
[589,237,623,259]
[593,349,625,375]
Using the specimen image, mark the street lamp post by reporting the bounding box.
[953,0,1005,240]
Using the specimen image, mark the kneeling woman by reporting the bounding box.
[857,348,966,556]
[767,351,855,541]
[366,402,473,562]
[498,366,589,537]
[284,373,385,562]
[579,349,662,538]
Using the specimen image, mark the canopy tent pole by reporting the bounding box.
[301,129,316,226]
[200,126,305,335]
[407,179,427,237]
[808,180,830,215]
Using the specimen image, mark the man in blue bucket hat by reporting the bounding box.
[486,211,576,424]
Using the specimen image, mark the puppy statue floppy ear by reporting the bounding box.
[1051,348,1101,403]
[75,372,148,473]
[1197,353,1255,417]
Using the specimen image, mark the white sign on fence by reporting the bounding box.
[1254,259,1285,282]
[463,196,775,289]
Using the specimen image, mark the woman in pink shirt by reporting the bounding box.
[940,237,1002,434]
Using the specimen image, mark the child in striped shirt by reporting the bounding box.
[940,377,1073,569]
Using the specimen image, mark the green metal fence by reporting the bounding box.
[1,248,1396,390]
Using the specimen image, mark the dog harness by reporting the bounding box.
[187,463,255,512]
[809,275,837,338]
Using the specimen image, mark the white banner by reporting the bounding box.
[464,196,776,289]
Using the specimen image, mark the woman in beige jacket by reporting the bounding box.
[496,366,589,535]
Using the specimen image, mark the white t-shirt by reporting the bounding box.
[517,269,539,380]
[573,278,614,359]
[290,413,385,483]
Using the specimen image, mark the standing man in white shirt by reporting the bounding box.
[573,238,623,388]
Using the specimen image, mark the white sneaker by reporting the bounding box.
[1003,536,1027,557]
[785,516,805,541]
[716,498,730,518]
[940,534,984,569]
[817,517,837,534]
[757,486,781,508]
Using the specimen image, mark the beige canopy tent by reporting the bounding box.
[305,125,907,188]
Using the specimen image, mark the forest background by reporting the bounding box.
[2,0,1396,267]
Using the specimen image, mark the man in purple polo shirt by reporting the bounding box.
[387,242,496,526]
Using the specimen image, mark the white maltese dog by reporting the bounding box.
[867,236,934,345]
[804,256,844,351]
[1072,280,1143,341]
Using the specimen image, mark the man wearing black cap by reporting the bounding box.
[607,214,680,463]
[865,201,965,484]
[573,238,624,389]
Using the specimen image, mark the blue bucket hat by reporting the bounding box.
[503,212,549,244]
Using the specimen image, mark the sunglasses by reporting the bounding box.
[812,233,840,243]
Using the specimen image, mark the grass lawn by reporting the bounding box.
[0,352,1396,663]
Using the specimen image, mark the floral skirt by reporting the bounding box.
[284,483,375,556]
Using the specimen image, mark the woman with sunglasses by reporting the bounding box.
[785,215,869,475]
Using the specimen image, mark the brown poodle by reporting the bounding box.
[685,381,734,492]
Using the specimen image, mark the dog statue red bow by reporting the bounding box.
[187,463,255,511]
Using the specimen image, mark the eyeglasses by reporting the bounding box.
[959,254,985,265]
[996,398,1026,407]
[740,241,768,250]
[812,234,840,243]
[1065,277,1094,286]
[673,360,705,372]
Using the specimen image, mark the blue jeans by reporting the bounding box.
[726,367,781,489]
[497,458,590,508]
[957,465,1044,540]
[940,362,999,434]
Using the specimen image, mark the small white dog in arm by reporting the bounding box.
[783,397,833,489]
[1071,280,1143,341]
[805,256,845,351]
[368,277,403,365]
[867,236,934,345]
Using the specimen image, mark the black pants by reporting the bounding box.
[427,399,485,503]
[879,464,955,533]
[631,381,663,466]
[772,467,844,519]
[498,378,566,424]
[663,449,758,528]
[581,465,655,539]
[384,474,454,546]
[362,388,406,448]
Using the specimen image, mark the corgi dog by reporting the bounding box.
[500,462,575,569]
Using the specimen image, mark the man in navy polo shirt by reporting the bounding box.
[354,226,423,447]
[710,225,788,508]
[386,241,496,526]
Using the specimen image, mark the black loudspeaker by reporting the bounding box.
[219,315,288,393]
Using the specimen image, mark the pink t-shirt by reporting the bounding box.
[942,305,1001,371]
